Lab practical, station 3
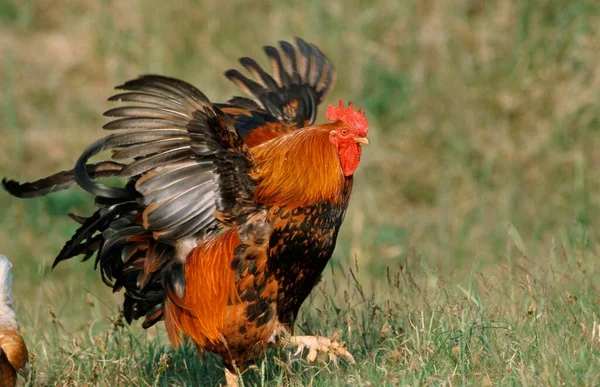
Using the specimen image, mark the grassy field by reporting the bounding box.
[1,0,600,385]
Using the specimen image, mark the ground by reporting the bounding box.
[1,0,600,385]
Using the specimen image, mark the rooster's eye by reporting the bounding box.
[341,130,347,135]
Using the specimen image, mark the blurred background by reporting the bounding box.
[1,0,600,384]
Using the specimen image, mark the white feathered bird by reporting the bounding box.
[0,255,29,386]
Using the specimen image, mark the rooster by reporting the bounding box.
[0,256,30,387]
[3,38,369,385]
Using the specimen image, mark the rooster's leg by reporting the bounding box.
[224,368,239,387]
[284,335,356,364]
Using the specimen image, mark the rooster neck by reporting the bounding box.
[251,127,346,208]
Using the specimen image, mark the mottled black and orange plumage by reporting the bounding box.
[2,38,367,384]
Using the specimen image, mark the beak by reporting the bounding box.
[355,137,370,145]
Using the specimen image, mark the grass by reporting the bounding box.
[1,0,600,385]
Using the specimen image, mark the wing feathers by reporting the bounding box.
[265,45,290,87]
[103,117,188,130]
[224,69,265,103]
[111,138,190,160]
[239,57,279,90]
[104,106,191,123]
[145,187,215,232]
[136,161,214,196]
[225,37,335,127]
[279,40,301,84]
[119,146,191,178]
[108,91,187,111]
[99,74,258,237]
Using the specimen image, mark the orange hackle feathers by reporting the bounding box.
[242,122,291,148]
[251,126,345,208]
[164,229,241,348]
[326,100,369,136]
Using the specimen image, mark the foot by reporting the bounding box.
[284,334,356,364]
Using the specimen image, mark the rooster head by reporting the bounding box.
[326,100,370,176]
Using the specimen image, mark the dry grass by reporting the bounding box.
[1,0,600,385]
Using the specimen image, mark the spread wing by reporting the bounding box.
[41,75,261,327]
[220,37,336,145]
[94,75,258,240]
[5,75,257,239]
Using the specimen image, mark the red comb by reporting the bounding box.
[326,100,369,136]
